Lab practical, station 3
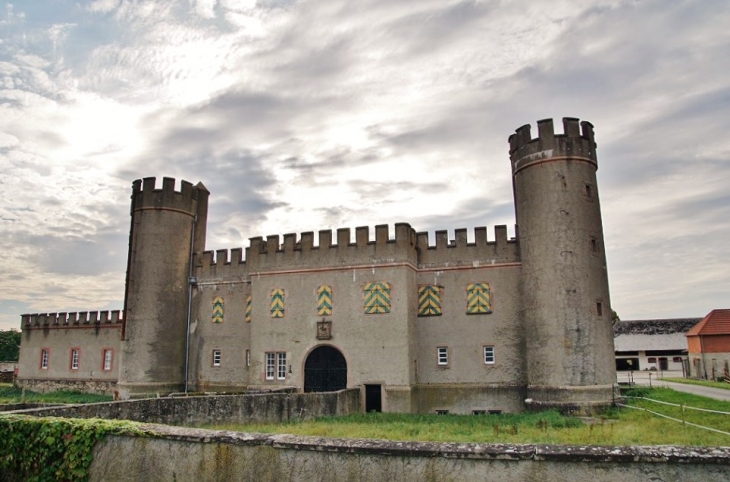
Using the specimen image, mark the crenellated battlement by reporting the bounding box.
[131,176,208,215]
[194,223,520,278]
[509,117,597,174]
[21,310,124,329]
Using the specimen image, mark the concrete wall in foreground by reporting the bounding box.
[88,425,730,482]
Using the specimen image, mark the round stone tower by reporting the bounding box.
[118,177,208,398]
[509,118,615,413]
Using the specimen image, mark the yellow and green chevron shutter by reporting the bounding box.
[270,288,285,318]
[212,296,224,323]
[364,282,390,314]
[418,285,442,316]
[245,295,252,323]
[466,283,492,314]
[317,285,332,316]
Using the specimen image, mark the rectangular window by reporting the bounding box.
[435,410,449,415]
[40,349,49,370]
[647,357,657,363]
[103,349,113,371]
[590,236,599,254]
[246,349,251,367]
[364,282,391,314]
[466,283,492,314]
[596,302,603,317]
[437,347,448,366]
[418,284,442,316]
[277,352,287,380]
[483,346,495,364]
[213,350,221,367]
[672,356,682,363]
[265,352,276,380]
[71,349,79,370]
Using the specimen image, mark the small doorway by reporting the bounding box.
[365,384,382,412]
[304,346,347,392]
[658,357,668,370]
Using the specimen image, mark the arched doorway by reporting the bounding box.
[304,346,347,392]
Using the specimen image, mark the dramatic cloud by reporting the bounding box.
[0,0,728,329]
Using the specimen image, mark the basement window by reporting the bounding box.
[435,410,449,415]
[472,410,486,415]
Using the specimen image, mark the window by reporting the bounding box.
[483,346,495,364]
[102,349,113,371]
[246,349,251,367]
[672,357,682,363]
[437,347,448,366]
[418,285,442,316]
[435,410,449,415]
[213,350,221,367]
[40,349,49,370]
[277,352,287,380]
[271,288,285,318]
[590,236,599,254]
[647,357,657,363]
[596,302,603,317]
[584,183,593,200]
[466,283,492,314]
[265,352,276,380]
[70,349,80,370]
[364,282,391,314]
[472,410,486,415]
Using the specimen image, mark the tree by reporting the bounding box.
[612,310,620,325]
[0,329,21,361]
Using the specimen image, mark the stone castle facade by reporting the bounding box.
[17,117,616,414]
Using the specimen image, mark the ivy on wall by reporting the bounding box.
[0,415,145,482]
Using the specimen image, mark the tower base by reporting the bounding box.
[524,384,617,415]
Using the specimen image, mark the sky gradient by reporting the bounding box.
[1,0,729,331]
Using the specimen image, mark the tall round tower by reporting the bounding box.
[118,177,208,398]
[509,118,615,413]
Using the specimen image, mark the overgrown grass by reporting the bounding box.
[0,384,112,405]
[660,377,730,391]
[203,388,730,446]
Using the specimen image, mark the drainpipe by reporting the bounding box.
[184,214,197,394]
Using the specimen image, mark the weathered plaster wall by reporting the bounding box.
[88,425,730,482]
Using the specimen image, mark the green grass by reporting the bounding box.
[660,377,730,391]
[0,384,112,405]
[202,388,730,446]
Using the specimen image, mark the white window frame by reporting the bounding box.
[213,350,221,367]
[437,346,448,366]
[41,349,49,370]
[265,352,276,380]
[71,349,79,370]
[277,352,287,380]
[103,349,113,371]
[483,346,495,365]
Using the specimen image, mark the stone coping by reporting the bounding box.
[135,423,730,465]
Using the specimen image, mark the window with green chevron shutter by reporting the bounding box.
[418,285,442,316]
[466,283,492,315]
[363,282,390,314]
[212,296,224,323]
[270,288,285,318]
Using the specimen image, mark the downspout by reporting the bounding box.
[184,214,197,394]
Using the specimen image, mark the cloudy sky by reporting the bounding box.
[0,0,728,331]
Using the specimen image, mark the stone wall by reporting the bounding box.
[15,379,117,396]
[88,424,730,482]
[13,388,360,426]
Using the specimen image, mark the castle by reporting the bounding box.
[16,117,616,414]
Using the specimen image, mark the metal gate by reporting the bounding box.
[304,346,347,392]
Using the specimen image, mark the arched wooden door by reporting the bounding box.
[304,346,347,392]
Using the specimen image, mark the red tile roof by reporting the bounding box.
[685,309,730,336]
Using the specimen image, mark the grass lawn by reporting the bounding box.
[0,383,112,405]
[203,388,730,446]
[660,377,730,391]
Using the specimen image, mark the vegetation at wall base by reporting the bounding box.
[0,415,145,482]
[205,389,730,446]
[0,385,112,405]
